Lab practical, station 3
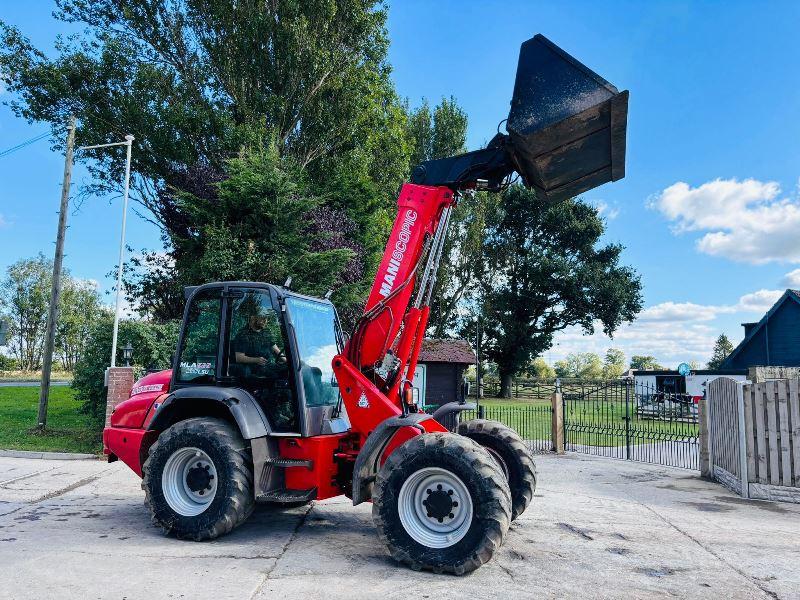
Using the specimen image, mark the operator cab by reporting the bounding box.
[172,282,347,437]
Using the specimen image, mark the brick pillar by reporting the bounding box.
[551,392,564,454]
[105,367,135,427]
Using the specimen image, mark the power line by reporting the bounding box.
[0,131,51,158]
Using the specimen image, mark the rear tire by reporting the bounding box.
[372,432,511,574]
[457,419,537,520]
[143,417,255,540]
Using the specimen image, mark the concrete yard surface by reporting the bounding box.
[0,453,798,599]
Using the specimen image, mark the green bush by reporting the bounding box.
[0,355,19,370]
[72,315,179,427]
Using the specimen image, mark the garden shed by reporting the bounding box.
[411,338,476,408]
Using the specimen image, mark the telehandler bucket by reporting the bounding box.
[506,34,628,202]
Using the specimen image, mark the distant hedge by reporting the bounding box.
[72,316,179,427]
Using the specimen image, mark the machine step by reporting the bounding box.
[264,457,313,469]
[256,487,317,504]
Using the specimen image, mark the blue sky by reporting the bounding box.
[2,1,800,367]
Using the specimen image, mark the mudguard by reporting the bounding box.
[148,386,272,440]
[351,413,433,505]
[431,401,477,423]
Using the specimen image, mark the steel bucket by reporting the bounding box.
[506,34,628,202]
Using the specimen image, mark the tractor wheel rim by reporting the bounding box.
[162,447,217,517]
[397,467,473,549]
[485,447,509,481]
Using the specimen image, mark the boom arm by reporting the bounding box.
[332,183,455,439]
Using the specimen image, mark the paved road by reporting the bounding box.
[0,453,798,599]
[0,380,70,387]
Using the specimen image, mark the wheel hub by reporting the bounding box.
[398,467,473,548]
[423,485,458,522]
[162,447,218,516]
[185,462,214,494]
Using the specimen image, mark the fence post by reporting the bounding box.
[551,391,564,454]
[698,388,712,479]
[736,383,750,498]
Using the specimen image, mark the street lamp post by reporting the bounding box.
[79,135,134,367]
[123,342,133,367]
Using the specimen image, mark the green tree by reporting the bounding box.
[56,278,106,370]
[72,315,180,425]
[707,334,735,369]
[554,352,604,379]
[404,97,476,336]
[0,255,52,370]
[168,147,359,312]
[478,185,642,397]
[1,1,412,321]
[602,348,626,379]
[630,355,663,371]
[526,357,556,379]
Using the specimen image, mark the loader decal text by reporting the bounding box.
[378,209,418,298]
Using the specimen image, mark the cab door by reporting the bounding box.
[223,288,299,433]
[172,287,223,388]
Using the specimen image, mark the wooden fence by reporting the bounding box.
[705,377,800,503]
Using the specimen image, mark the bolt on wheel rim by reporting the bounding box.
[397,467,473,548]
[162,447,217,516]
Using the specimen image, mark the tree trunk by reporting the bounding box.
[499,371,513,399]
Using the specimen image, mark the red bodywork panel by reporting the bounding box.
[109,370,171,429]
[279,435,348,500]
[103,427,152,477]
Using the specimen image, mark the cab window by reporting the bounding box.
[176,289,222,384]
[227,289,296,431]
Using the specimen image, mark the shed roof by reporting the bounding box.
[417,338,477,364]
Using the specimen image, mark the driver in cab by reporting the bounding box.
[233,305,286,376]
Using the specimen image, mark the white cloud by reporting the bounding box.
[547,287,784,367]
[651,178,800,264]
[735,289,783,313]
[551,320,718,368]
[0,214,8,228]
[637,301,733,323]
[594,200,620,221]
[781,268,800,288]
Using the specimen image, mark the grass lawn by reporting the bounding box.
[0,386,101,454]
[467,397,698,447]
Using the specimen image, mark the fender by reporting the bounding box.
[431,401,477,423]
[148,386,272,440]
[351,413,435,506]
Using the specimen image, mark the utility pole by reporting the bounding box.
[38,116,76,429]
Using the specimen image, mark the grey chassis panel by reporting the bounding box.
[351,413,434,506]
[149,386,271,440]
[431,402,477,423]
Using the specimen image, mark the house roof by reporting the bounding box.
[417,338,477,365]
[721,289,800,368]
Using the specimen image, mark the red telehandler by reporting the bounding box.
[103,34,628,574]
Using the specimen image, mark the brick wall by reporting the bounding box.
[105,367,135,427]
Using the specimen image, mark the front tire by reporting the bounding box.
[457,419,537,520]
[142,417,255,540]
[372,432,511,574]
